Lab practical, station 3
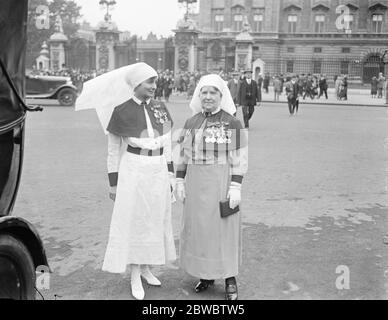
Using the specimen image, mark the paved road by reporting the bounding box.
[15,97,388,300]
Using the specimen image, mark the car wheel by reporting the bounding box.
[0,234,36,300]
[58,88,76,106]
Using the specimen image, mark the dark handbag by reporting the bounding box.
[219,200,239,218]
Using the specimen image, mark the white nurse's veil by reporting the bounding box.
[75,62,158,134]
[189,74,236,116]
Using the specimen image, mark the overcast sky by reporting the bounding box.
[74,0,198,38]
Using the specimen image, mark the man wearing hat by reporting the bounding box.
[285,74,300,115]
[227,71,241,115]
[237,69,260,128]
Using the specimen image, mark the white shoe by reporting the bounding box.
[141,267,162,286]
[131,283,145,300]
[131,268,145,300]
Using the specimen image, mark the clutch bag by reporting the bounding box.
[219,200,239,218]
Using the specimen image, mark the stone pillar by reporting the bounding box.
[49,42,66,70]
[158,52,163,70]
[96,29,119,71]
[235,35,254,72]
[174,30,200,75]
[49,15,68,71]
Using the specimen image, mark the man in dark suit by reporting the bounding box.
[237,70,260,128]
[228,71,240,101]
[303,74,314,100]
[285,75,300,116]
[228,72,241,117]
[318,74,328,99]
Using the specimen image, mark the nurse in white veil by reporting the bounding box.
[175,74,248,300]
[76,63,176,300]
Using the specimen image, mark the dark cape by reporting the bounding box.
[107,99,173,138]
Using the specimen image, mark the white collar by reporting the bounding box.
[132,96,151,106]
[202,106,221,115]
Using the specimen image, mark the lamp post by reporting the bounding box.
[178,0,197,21]
[99,0,116,22]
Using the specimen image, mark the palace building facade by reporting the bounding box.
[195,0,388,82]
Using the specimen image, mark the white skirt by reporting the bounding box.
[102,151,176,274]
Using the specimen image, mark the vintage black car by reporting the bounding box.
[26,74,78,106]
[0,0,49,299]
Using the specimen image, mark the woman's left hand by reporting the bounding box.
[227,187,241,209]
[169,173,176,192]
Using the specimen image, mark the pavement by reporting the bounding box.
[14,97,388,300]
[261,87,388,107]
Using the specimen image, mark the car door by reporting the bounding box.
[25,76,43,95]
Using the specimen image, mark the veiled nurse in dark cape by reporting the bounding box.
[75,63,177,301]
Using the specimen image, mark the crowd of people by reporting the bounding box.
[29,66,97,92]
[30,64,387,106]
[268,73,341,101]
[151,70,204,101]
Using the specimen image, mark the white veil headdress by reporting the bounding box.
[75,62,158,134]
[189,74,236,116]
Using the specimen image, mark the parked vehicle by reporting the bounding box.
[26,74,78,106]
[0,0,49,300]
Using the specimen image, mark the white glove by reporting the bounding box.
[176,178,186,202]
[227,183,241,209]
[109,186,117,201]
[169,173,176,192]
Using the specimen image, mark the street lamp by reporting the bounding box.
[178,0,197,21]
[99,0,116,21]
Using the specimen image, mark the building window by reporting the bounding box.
[253,14,263,32]
[288,15,298,33]
[314,47,322,53]
[313,60,322,74]
[287,47,295,53]
[372,14,383,33]
[342,47,351,53]
[315,15,325,33]
[287,60,294,73]
[214,15,224,32]
[233,14,243,31]
[211,42,223,60]
[340,61,349,75]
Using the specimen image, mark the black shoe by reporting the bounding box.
[225,280,238,300]
[195,279,215,293]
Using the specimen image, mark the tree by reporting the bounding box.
[26,0,82,68]
[48,0,82,38]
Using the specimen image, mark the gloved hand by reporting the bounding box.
[169,173,176,193]
[176,178,186,202]
[227,183,241,209]
[109,186,117,202]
